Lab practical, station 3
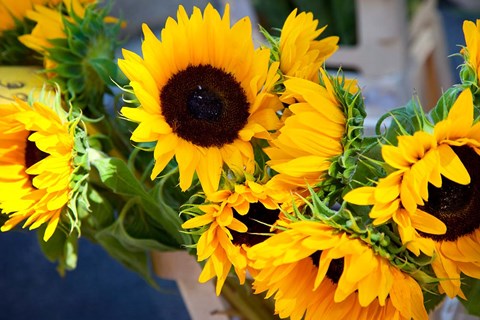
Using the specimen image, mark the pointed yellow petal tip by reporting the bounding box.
[343,187,375,205]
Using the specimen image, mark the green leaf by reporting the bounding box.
[98,200,178,253]
[375,97,428,144]
[94,226,158,287]
[84,187,115,230]
[459,276,480,316]
[37,227,78,276]
[92,196,186,287]
[90,153,191,246]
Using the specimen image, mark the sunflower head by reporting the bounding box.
[0,87,90,259]
[18,0,122,114]
[181,175,288,295]
[261,8,339,82]
[119,4,282,195]
[247,218,429,320]
[345,88,480,258]
[265,69,365,205]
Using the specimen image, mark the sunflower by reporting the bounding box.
[462,19,480,83]
[17,0,121,112]
[119,4,282,195]
[181,179,287,295]
[0,94,75,241]
[277,9,339,81]
[247,220,428,320]
[18,0,91,69]
[345,89,480,296]
[265,70,347,191]
[0,0,50,33]
[0,0,47,64]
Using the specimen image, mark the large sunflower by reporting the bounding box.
[119,4,282,195]
[345,89,480,296]
[278,9,338,81]
[0,96,74,241]
[181,180,287,295]
[248,220,428,320]
[265,71,347,191]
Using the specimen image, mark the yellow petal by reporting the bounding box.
[181,212,213,229]
[411,209,446,235]
[197,147,223,195]
[343,187,377,204]
[438,144,470,185]
[43,209,60,241]
[447,89,473,132]
[382,145,411,169]
[176,140,199,191]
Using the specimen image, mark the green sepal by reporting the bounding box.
[375,96,429,144]
[315,70,367,204]
[37,226,78,276]
[458,51,480,95]
[430,86,462,124]
[64,109,91,236]
[258,24,281,64]
[45,2,123,115]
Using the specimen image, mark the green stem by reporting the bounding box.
[221,277,278,320]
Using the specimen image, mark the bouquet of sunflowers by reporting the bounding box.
[2,0,480,319]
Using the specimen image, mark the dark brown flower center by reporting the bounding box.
[230,202,280,247]
[160,64,250,148]
[419,146,480,241]
[310,251,344,284]
[25,132,48,185]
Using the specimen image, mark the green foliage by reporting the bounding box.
[0,19,39,66]
[37,226,78,276]
[252,0,357,45]
[47,3,123,116]
[316,70,367,203]
[89,152,192,247]
[460,276,480,316]
[82,187,160,286]
[82,154,198,286]
[430,87,461,124]
[375,97,430,145]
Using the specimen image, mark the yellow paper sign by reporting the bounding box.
[0,66,49,104]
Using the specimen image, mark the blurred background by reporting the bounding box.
[1,0,480,319]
